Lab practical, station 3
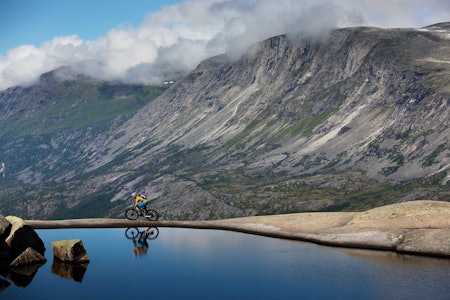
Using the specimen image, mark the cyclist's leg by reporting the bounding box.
[141,202,150,214]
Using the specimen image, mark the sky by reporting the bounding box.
[0,0,449,91]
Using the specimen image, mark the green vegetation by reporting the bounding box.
[180,167,449,216]
[0,82,167,137]
[422,144,446,167]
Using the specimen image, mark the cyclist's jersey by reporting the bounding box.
[134,195,148,206]
[133,240,148,256]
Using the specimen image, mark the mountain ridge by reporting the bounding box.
[0,24,448,220]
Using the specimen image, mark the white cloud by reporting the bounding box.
[1,0,449,90]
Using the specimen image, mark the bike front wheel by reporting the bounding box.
[125,208,139,220]
[125,227,139,239]
[144,209,159,221]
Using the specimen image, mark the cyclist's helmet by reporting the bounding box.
[131,192,137,197]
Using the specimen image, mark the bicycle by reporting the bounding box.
[125,227,159,240]
[125,206,159,221]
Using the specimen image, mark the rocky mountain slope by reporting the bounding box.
[0,24,449,220]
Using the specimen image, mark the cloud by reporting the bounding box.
[1,0,449,91]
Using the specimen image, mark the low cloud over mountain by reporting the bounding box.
[1,0,449,90]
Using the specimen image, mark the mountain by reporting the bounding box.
[0,24,448,220]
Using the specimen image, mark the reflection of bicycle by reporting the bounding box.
[125,227,159,240]
[125,206,159,221]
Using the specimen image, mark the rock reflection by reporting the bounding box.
[0,262,45,288]
[0,277,10,292]
[335,247,449,267]
[125,227,159,257]
[51,259,89,283]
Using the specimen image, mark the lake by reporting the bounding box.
[1,227,450,299]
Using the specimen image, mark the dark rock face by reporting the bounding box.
[4,216,45,258]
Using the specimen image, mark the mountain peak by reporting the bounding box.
[421,22,450,30]
[38,66,94,85]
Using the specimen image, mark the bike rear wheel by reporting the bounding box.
[143,227,159,240]
[144,209,159,221]
[125,208,139,220]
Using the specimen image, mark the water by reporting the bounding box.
[1,227,450,299]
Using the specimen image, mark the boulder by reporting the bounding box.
[0,215,12,261]
[5,216,45,258]
[51,239,89,263]
[0,215,11,240]
[9,247,47,268]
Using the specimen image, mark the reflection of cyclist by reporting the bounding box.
[132,192,149,211]
[133,235,149,257]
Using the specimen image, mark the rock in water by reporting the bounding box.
[5,216,45,258]
[0,215,11,240]
[51,239,90,263]
[9,247,47,267]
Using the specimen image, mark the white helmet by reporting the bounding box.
[131,192,137,197]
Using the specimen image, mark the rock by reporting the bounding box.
[397,229,450,257]
[0,215,11,240]
[0,215,11,263]
[9,247,47,268]
[5,216,45,258]
[51,239,89,263]
[0,215,48,288]
[23,200,450,258]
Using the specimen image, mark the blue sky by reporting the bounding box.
[0,0,183,54]
[0,0,449,91]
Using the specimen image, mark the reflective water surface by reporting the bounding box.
[1,227,450,299]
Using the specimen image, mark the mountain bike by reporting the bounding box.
[125,206,159,221]
[125,227,159,240]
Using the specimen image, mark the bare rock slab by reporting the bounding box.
[397,229,450,257]
[51,239,90,263]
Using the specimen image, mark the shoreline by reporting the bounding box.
[26,200,450,258]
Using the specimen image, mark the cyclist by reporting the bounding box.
[133,234,148,256]
[133,235,149,257]
[132,192,149,212]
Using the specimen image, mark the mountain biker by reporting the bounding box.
[133,235,149,257]
[132,192,149,211]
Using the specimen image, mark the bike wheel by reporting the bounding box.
[125,227,139,239]
[144,227,159,240]
[144,209,159,221]
[125,208,138,220]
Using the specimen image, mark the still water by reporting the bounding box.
[2,227,450,299]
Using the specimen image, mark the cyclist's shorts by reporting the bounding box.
[137,202,148,208]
